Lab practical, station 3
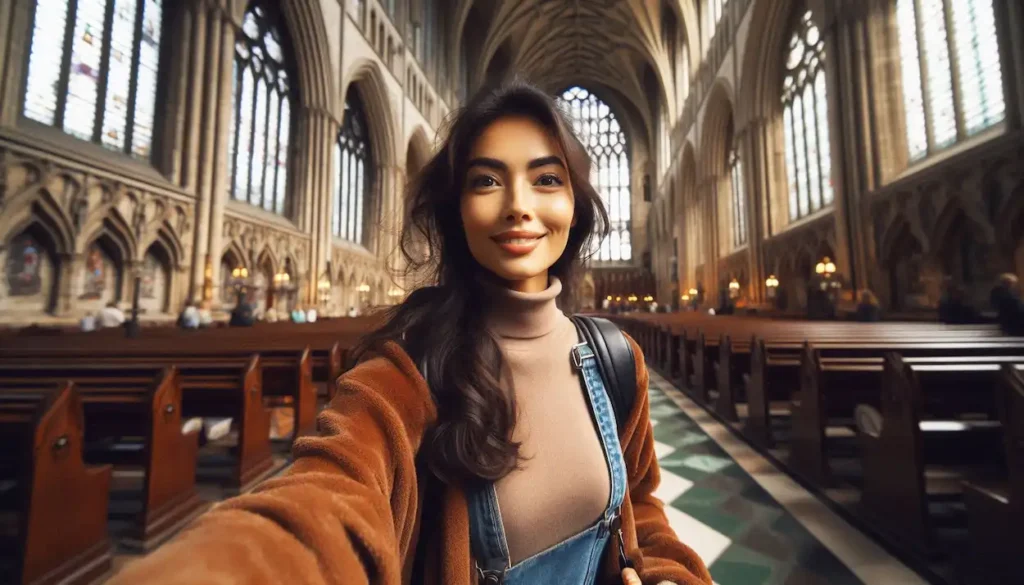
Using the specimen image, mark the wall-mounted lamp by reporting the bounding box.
[765,274,779,300]
[815,257,836,277]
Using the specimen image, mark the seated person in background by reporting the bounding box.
[79,312,96,332]
[97,301,125,329]
[177,301,201,329]
[854,290,882,322]
[264,306,279,323]
[938,281,981,324]
[198,302,214,328]
[347,305,359,317]
[229,293,255,327]
[990,273,1024,335]
[290,307,307,323]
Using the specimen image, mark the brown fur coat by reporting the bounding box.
[109,336,712,585]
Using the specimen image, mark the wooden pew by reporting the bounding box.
[0,366,204,550]
[962,364,1024,585]
[0,356,274,491]
[1,347,318,440]
[0,383,112,585]
[857,353,1016,554]
[794,346,1024,485]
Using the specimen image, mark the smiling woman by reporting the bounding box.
[460,116,578,292]
[108,80,711,585]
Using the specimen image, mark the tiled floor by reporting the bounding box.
[646,370,929,585]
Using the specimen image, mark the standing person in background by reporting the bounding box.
[109,80,710,585]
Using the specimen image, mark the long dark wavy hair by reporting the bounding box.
[353,79,609,485]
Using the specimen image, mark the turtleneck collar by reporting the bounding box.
[481,275,564,340]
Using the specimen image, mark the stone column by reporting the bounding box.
[831,0,873,292]
[995,0,1024,130]
[204,11,238,308]
[184,5,210,300]
[304,110,339,306]
[59,254,83,316]
[738,123,765,303]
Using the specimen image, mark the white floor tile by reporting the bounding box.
[654,468,694,504]
[663,506,732,566]
[653,440,675,459]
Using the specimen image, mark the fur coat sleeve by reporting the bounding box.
[107,341,438,585]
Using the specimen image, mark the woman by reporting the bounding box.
[110,80,711,585]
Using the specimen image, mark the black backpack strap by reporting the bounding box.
[570,315,637,433]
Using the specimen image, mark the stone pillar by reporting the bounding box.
[202,12,235,308]
[304,110,339,306]
[831,0,871,291]
[58,254,82,316]
[995,0,1024,130]
[184,5,210,300]
[738,123,765,303]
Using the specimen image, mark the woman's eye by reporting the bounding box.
[470,175,498,188]
[537,174,564,187]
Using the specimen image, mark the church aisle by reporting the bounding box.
[646,371,928,585]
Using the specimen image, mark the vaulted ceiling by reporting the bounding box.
[452,0,700,155]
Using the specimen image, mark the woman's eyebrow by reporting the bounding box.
[465,156,566,172]
[527,156,566,170]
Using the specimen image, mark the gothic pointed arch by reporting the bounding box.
[231,0,335,115]
[3,219,63,314]
[557,85,633,263]
[229,0,299,216]
[140,241,172,313]
[333,88,373,247]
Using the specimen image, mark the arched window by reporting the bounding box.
[729,147,747,247]
[781,9,832,222]
[896,0,1004,162]
[707,0,726,39]
[229,1,294,216]
[557,86,632,262]
[333,91,373,246]
[22,0,165,160]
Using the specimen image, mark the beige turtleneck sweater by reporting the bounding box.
[484,277,611,565]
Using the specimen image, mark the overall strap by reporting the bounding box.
[569,315,637,433]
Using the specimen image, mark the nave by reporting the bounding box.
[646,373,923,585]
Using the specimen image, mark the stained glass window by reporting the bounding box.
[707,0,726,39]
[22,0,163,160]
[896,0,1005,161]
[333,92,374,246]
[557,86,632,262]
[229,1,294,216]
[729,147,747,248]
[781,9,832,222]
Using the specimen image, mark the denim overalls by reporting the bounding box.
[467,341,630,585]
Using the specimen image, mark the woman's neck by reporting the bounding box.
[481,275,563,340]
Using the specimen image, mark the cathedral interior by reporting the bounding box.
[1,0,1023,584]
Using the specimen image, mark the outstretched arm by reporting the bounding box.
[620,335,713,585]
[108,341,436,585]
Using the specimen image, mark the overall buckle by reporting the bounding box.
[571,343,593,370]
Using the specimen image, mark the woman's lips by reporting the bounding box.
[491,234,545,255]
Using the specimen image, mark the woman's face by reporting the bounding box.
[460,115,576,293]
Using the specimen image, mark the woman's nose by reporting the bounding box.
[504,179,533,222]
